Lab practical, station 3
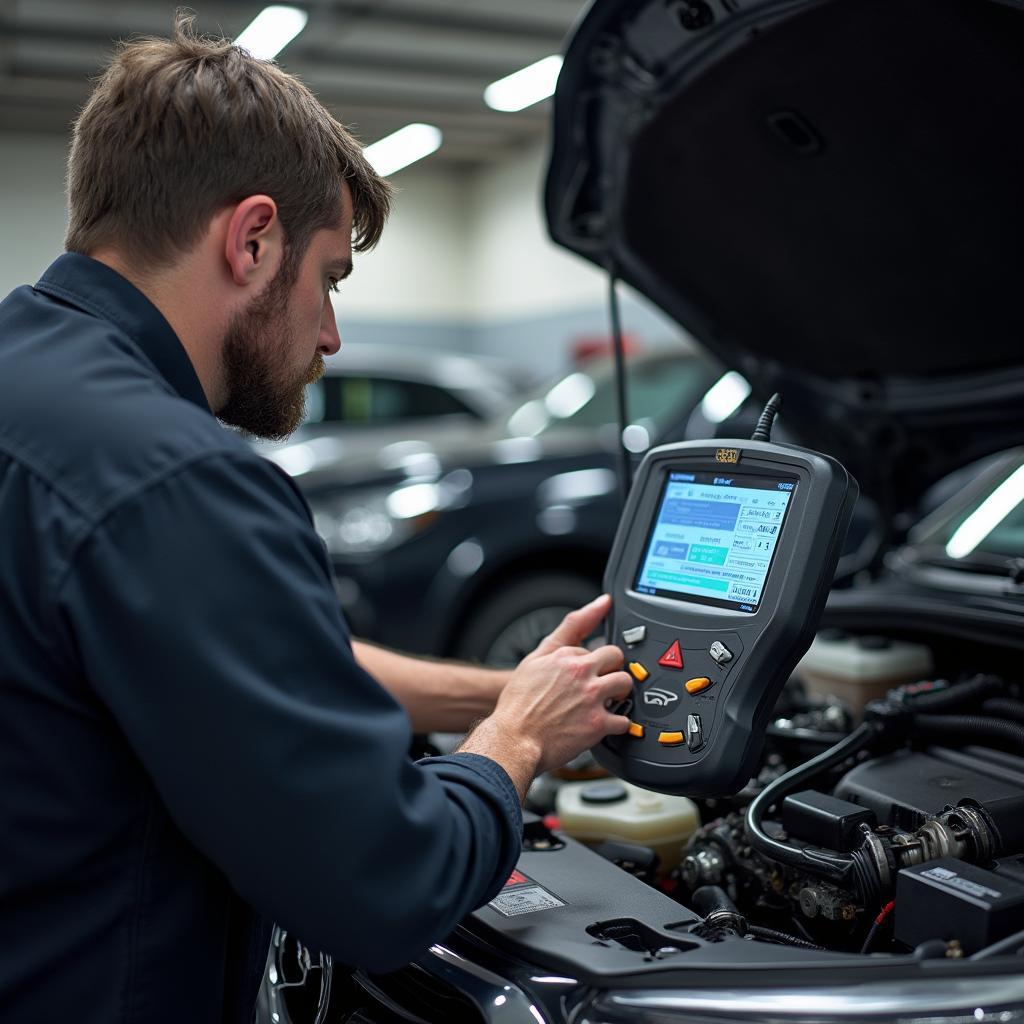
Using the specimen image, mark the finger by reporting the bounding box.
[602,712,631,736]
[595,670,634,702]
[542,593,610,650]
[585,643,625,674]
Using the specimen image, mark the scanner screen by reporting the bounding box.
[635,470,798,612]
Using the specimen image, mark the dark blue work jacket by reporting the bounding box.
[0,254,521,1023]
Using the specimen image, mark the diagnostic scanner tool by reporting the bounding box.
[598,425,858,797]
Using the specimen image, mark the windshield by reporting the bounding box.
[503,351,719,441]
[909,450,1024,567]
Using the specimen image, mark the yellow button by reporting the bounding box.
[685,676,713,695]
[628,722,645,739]
[658,731,685,746]
[628,662,650,682]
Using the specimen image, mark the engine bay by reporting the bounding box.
[506,639,1024,967]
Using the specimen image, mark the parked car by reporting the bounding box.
[267,342,529,444]
[266,347,723,664]
[262,0,1024,1019]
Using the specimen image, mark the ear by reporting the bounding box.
[223,195,282,288]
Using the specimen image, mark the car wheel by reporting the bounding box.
[456,573,601,667]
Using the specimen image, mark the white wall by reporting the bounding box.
[0,134,70,297]
[465,142,606,319]
[340,164,471,323]
[0,132,691,378]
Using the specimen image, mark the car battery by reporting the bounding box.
[895,857,1024,954]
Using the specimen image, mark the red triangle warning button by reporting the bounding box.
[657,640,684,670]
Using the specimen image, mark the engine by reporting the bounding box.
[536,666,1024,958]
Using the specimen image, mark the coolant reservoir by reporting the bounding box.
[555,779,700,872]
[796,630,934,718]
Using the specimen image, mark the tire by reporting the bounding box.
[456,573,601,667]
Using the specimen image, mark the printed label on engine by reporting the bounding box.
[488,871,566,917]
[921,866,1002,900]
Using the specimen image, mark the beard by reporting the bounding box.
[217,267,325,440]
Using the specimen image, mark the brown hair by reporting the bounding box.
[66,12,391,273]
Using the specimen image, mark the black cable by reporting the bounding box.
[751,392,782,442]
[906,674,1004,713]
[859,901,895,955]
[607,273,632,505]
[914,713,1024,754]
[747,925,826,951]
[744,721,880,887]
[980,698,1024,724]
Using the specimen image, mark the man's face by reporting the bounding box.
[217,212,351,440]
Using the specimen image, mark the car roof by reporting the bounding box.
[322,343,526,395]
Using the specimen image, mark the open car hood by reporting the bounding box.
[546,0,1024,514]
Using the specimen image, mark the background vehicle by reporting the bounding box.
[253,343,529,463]
[269,347,723,664]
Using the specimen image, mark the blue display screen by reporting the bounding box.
[635,470,798,612]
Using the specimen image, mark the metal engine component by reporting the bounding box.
[797,884,856,922]
[681,847,725,888]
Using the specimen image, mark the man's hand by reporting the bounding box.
[518,590,611,665]
[458,594,632,798]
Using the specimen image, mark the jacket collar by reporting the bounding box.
[35,252,211,413]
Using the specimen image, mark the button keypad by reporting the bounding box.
[612,628,743,760]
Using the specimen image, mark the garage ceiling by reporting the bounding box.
[0,0,587,166]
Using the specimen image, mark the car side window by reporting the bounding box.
[311,376,476,426]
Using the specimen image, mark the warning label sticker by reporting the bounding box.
[489,870,566,917]
[490,885,566,917]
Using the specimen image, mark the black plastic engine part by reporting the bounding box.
[593,840,659,884]
[782,790,877,851]
[744,721,880,890]
[895,857,1024,955]
[835,747,1024,845]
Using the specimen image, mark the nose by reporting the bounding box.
[318,295,341,356]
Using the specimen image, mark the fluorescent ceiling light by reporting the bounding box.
[484,55,563,112]
[235,5,308,61]
[945,463,1024,559]
[364,124,443,176]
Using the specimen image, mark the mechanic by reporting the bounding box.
[0,18,633,1024]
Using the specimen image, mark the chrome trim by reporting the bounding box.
[418,943,552,1023]
[596,974,1024,1021]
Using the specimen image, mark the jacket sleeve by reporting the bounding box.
[54,450,522,971]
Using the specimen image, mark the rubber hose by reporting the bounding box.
[914,714,1024,753]
[747,925,826,951]
[691,885,741,921]
[744,721,880,887]
[980,698,1024,724]
[908,675,1004,713]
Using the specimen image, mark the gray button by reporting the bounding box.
[687,713,704,752]
[622,626,647,646]
[709,641,733,665]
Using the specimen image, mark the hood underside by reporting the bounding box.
[546,0,1024,512]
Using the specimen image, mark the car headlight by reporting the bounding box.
[309,480,461,558]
